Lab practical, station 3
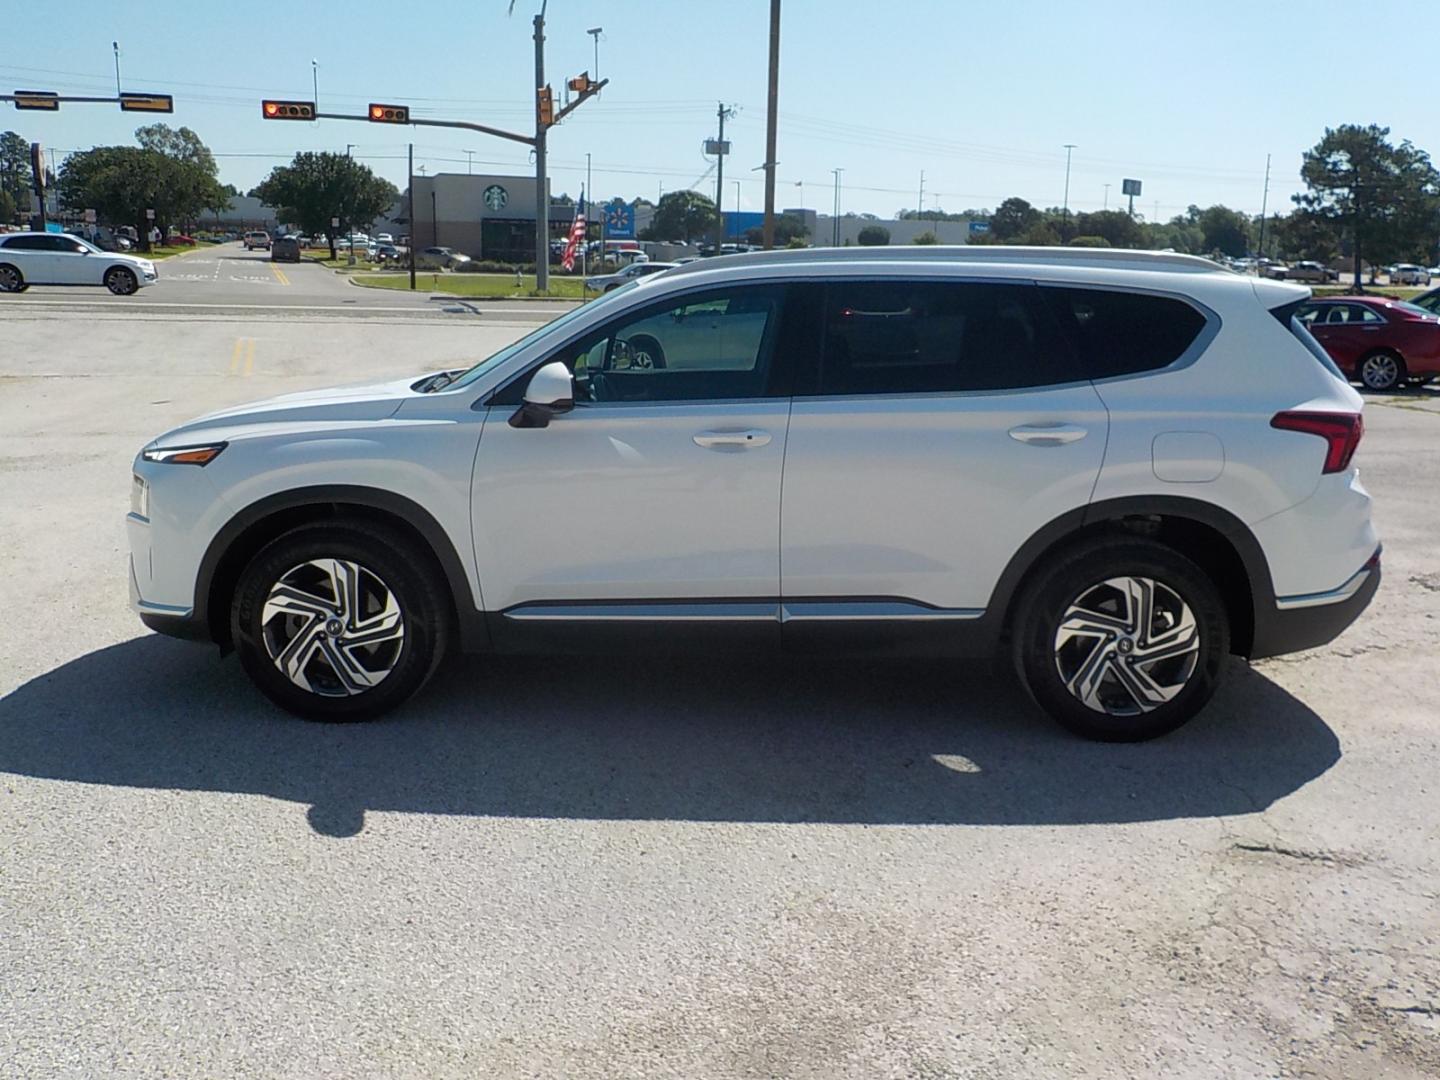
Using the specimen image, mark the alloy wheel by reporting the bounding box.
[0,266,20,292]
[1053,576,1201,716]
[1361,353,1401,391]
[260,559,406,697]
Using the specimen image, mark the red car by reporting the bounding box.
[1297,296,1440,391]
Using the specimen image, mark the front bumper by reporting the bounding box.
[1250,547,1382,659]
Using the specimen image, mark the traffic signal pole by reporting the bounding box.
[263,55,605,293]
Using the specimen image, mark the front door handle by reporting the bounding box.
[693,429,772,449]
[1008,423,1088,446]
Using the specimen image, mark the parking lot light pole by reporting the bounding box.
[1062,143,1076,233]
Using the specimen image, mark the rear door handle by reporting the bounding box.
[693,428,772,449]
[1008,423,1088,446]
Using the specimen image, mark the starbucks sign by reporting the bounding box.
[482,184,508,211]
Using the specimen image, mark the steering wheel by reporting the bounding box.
[586,369,611,402]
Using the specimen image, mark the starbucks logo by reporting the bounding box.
[483,184,508,211]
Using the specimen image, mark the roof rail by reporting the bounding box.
[663,245,1225,277]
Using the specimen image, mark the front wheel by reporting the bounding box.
[1013,538,1229,741]
[0,264,24,293]
[231,521,451,721]
[105,267,138,295]
[1358,351,1405,392]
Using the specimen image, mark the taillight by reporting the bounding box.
[1270,411,1363,473]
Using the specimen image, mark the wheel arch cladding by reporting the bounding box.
[199,486,483,653]
[993,496,1270,659]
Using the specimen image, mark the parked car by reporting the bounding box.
[1280,261,1338,284]
[375,233,394,244]
[415,246,472,271]
[1296,296,1440,390]
[127,247,1379,741]
[1389,264,1431,286]
[243,231,271,251]
[0,232,157,295]
[374,243,402,264]
[1258,260,1289,280]
[271,236,302,263]
[584,260,678,292]
[166,234,197,247]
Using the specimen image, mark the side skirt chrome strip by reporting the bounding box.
[501,599,985,623]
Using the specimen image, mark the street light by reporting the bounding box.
[587,27,603,83]
[1062,143,1076,228]
[311,60,319,118]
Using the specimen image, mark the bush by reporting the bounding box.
[857,225,890,246]
[1068,235,1111,248]
[455,260,538,274]
[912,231,939,245]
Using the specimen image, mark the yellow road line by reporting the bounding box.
[229,337,243,375]
[269,263,290,286]
[243,338,256,377]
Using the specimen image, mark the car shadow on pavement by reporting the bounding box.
[0,636,1340,838]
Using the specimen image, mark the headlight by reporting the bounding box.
[141,442,227,466]
[130,474,149,518]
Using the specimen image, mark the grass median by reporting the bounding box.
[350,272,590,300]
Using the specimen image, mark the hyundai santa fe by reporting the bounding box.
[128,248,1380,741]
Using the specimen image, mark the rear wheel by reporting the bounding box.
[1358,350,1405,392]
[1013,538,1229,741]
[105,266,138,295]
[0,264,24,293]
[231,521,451,721]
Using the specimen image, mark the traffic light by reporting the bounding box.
[261,99,315,121]
[368,103,409,124]
[566,72,593,94]
[12,90,59,111]
[537,85,554,127]
[119,92,174,113]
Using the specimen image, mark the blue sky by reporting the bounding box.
[5,0,1437,221]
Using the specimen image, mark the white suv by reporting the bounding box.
[128,248,1380,740]
[0,232,157,295]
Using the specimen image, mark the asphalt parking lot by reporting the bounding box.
[1,295,1438,1079]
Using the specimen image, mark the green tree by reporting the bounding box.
[251,152,399,257]
[988,197,1042,242]
[743,213,808,245]
[857,224,890,246]
[0,130,31,212]
[0,187,15,225]
[912,230,939,245]
[1068,235,1111,247]
[1193,205,1251,257]
[1268,210,1341,265]
[1295,124,1440,288]
[58,146,221,249]
[1074,209,1145,248]
[640,189,718,242]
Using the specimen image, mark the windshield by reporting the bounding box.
[443,281,641,391]
[1392,300,1438,319]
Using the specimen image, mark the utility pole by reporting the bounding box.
[534,8,550,290]
[713,102,735,254]
[1062,143,1076,232]
[408,142,416,290]
[112,42,122,96]
[1257,152,1271,258]
[917,169,925,223]
[734,179,741,242]
[584,151,591,278]
[831,167,843,246]
[465,149,475,174]
[761,0,781,249]
[1103,183,1110,210]
[311,60,318,116]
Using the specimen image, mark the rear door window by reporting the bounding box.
[1041,287,1209,379]
[811,280,1076,395]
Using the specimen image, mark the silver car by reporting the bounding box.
[415,246,472,271]
[585,261,678,293]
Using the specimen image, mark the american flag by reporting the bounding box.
[561,191,586,271]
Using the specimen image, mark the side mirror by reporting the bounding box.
[509,361,575,428]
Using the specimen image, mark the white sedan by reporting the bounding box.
[0,232,158,295]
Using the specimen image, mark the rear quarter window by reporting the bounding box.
[1041,286,1209,379]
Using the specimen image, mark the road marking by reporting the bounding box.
[229,337,243,375]
[269,263,290,286]
[244,337,255,376]
[230,337,256,376]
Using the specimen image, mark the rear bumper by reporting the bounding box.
[1250,547,1381,659]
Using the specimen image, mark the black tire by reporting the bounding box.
[626,334,667,369]
[0,263,23,293]
[1012,537,1230,742]
[105,266,138,296]
[230,520,451,722]
[1357,350,1405,392]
